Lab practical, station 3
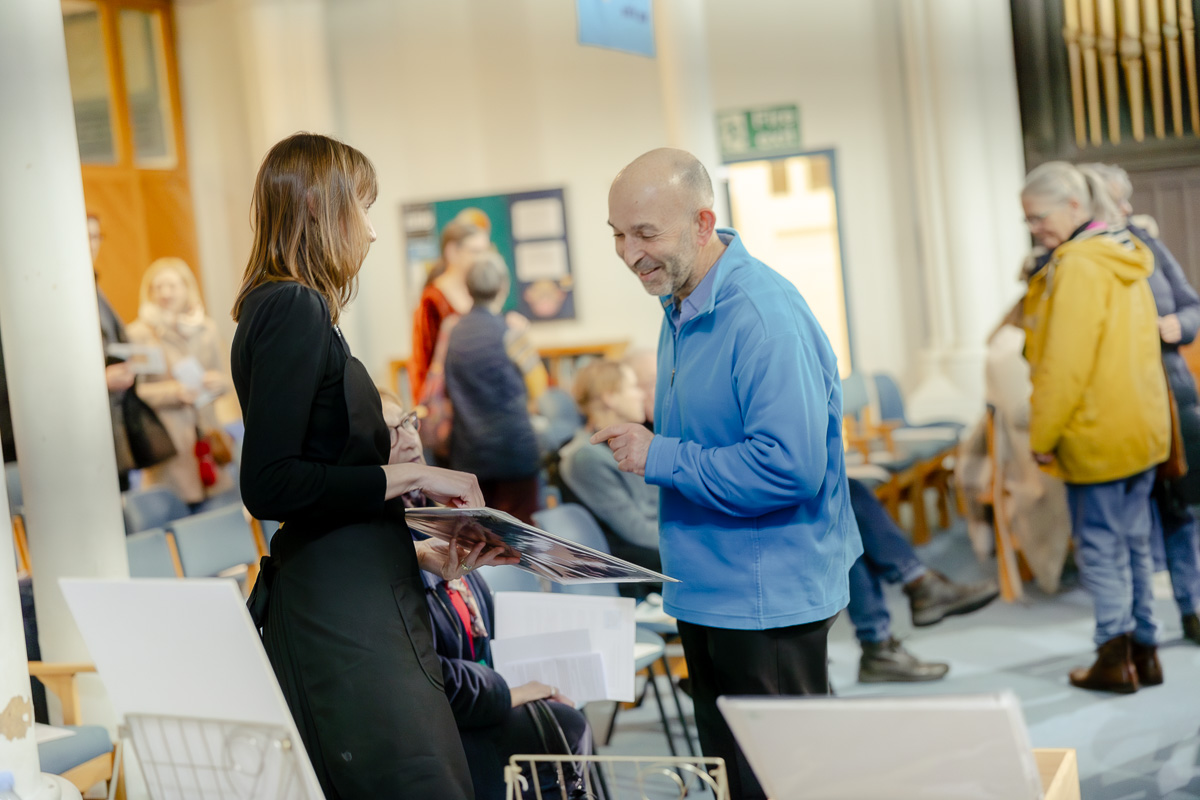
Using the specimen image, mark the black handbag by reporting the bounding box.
[122,385,177,468]
[522,699,587,799]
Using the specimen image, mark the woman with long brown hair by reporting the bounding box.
[231,133,512,798]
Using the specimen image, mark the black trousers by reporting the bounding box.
[678,614,837,800]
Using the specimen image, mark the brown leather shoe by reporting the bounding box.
[1069,634,1139,694]
[1130,640,1163,686]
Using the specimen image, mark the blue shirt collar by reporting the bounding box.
[665,230,734,331]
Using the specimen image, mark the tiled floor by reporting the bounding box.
[597,527,1200,799]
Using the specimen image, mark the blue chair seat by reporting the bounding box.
[169,504,257,578]
[123,486,190,534]
[37,725,112,775]
[475,564,547,593]
[126,528,179,578]
[891,439,955,463]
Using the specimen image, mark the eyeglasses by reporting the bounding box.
[399,409,420,432]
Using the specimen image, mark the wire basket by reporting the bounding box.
[121,714,311,800]
[505,754,728,800]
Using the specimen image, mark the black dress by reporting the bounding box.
[232,281,473,800]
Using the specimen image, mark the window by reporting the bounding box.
[118,8,175,167]
[63,0,117,164]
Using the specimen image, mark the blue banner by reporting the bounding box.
[576,0,655,58]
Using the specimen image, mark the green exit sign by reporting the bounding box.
[717,104,802,162]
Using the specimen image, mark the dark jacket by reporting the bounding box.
[444,307,539,480]
[98,289,135,476]
[1131,223,1200,503]
[420,569,513,728]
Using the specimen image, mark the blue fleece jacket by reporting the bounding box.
[645,229,863,630]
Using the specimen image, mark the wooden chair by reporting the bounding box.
[27,661,124,798]
[979,407,1029,602]
[537,342,629,388]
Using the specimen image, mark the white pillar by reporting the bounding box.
[655,0,730,226]
[0,0,129,753]
[898,0,1027,424]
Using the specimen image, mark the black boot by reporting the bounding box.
[1130,640,1163,687]
[1183,613,1200,646]
[859,638,949,683]
[905,570,1000,627]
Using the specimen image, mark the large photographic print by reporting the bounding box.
[404,507,675,585]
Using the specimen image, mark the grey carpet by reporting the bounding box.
[597,523,1200,799]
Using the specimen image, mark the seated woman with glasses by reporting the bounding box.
[377,386,593,800]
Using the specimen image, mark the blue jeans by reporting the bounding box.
[845,479,928,643]
[1151,482,1200,616]
[1066,469,1160,646]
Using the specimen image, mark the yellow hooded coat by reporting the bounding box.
[1022,229,1169,484]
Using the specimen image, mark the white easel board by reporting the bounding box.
[718,692,1044,800]
[60,578,325,800]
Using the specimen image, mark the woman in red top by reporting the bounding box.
[411,219,490,401]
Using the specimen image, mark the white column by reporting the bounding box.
[898,0,1028,424]
[0,0,129,759]
[655,0,730,225]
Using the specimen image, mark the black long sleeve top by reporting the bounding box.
[231,281,386,525]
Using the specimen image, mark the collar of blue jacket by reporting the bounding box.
[663,231,725,331]
[645,227,863,631]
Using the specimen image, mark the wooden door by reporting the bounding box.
[64,0,199,324]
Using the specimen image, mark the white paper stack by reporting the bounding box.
[493,592,636,703]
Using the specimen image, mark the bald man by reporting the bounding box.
[593,149,862,799]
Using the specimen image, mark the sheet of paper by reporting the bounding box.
[718,693,1045,800]
[106,343,166,375]
[494,592,636,702]
[515,240,569,282]
[171,356,218,407]
[510,197,565,240]
[59,578,326,799]
[492,628,609,707]
[35,723,76,744]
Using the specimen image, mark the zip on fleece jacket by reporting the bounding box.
[644,229,862,630]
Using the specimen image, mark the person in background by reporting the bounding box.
[1020,161,1169,693]
[376,387,592,800]
[90,214,137,490]
[445,254,541,523]
[232,133,515,799]
[126,258,232,509]
[559,359,662,577]
[1088,162,1200,646]
[596,148,861,799]
[411,220,490,402]
[621,348,657,430]
[847,477,998,682]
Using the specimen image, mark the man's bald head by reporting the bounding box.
[611,148,714,215]
[607,148,725,300]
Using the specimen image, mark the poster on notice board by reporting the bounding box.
[401,188,576,322]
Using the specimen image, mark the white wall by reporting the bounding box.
[323,0,675,376]
[705,0,925,381]
[174,0,1023,389]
